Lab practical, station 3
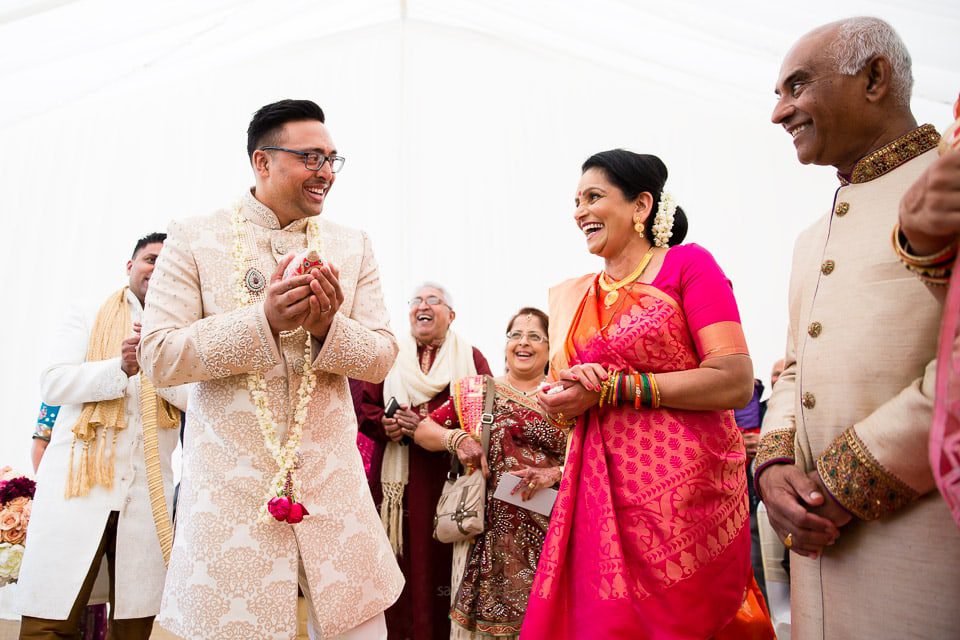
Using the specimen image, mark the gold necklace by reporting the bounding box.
[504,376,544,397]
[598,248,655,308]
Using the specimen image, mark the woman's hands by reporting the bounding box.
[456,436,489,478]
[537,363,606,422]
[510,465,563,500]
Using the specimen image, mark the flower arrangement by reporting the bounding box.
[652,191,677,248]
[0,465,35,585]
[232,203,318,523]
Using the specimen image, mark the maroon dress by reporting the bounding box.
[358,345,491,640]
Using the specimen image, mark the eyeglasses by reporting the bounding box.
[409,296,449,307]
[506,331,547,344]
[259,146,345,173]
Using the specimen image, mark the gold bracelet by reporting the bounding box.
[446,429,468,455]
[648,374,661,409]
[891,224,958,267]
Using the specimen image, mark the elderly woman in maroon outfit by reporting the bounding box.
[359,283,491,640]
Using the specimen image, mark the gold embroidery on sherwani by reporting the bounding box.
[847,124,940,184]
[146,193,403,640]
[816,427,918,520]
[755,428,796,471]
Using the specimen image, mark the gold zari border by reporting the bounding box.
[847,124,940,184]
[755,428,796,471]
[816,427,918,521]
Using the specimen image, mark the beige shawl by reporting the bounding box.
[66,287,179,498]
[380,330,476,555]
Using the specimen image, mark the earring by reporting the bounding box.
[634,219,644,235]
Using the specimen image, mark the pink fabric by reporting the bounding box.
[356,433,376,479]
[931,253,960,528]
[522,245,751,640]
[650,244,742,359]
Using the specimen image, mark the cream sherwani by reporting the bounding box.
[16,289,188,620]
[757,126,960,639]
[139,190,403,640]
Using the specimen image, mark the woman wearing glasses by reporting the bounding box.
[414,307,566,639]
[521,150,774,639]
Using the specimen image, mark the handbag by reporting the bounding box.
[433,375,495,543]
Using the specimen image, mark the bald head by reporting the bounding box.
[771,17,917,173]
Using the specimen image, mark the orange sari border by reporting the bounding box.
[548,274,593,378]
[697,321,749,359]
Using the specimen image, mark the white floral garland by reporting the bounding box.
[652,191,677,248]
[232,203,320,522]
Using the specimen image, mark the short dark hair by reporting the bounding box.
[247,99,326,159]
[132,232,166,259]
[581,150,688,247]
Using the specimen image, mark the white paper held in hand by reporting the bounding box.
[493,472,558,517]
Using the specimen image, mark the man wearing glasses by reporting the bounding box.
[139,99,403,639]
[358,283,491,640]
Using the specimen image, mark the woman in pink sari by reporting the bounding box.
[522,150,773,639]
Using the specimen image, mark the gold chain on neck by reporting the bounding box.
[598,248,655,308]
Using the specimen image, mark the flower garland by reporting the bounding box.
[652,191,677,248]
[232,203,319,524]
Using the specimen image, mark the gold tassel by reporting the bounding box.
[65,287,131,498]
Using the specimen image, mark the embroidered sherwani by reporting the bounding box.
[139,190,403,640]
[16,290,188,620]
[757,126,960,639]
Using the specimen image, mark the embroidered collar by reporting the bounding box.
[839,124,940,185]
[242,189,310,233]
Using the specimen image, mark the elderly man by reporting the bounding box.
[139,99,403,640]
[755,17,960,638]
[17,233,187,640]
[358,283,490,640]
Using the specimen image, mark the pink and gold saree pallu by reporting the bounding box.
[524,259,771,639]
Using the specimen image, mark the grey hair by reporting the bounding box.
[411,281,453,309]
[826,17,913,107]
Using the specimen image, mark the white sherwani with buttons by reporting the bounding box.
[139,190,404,640]
[16,289,188,620]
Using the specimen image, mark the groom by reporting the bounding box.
[140,99,403,639]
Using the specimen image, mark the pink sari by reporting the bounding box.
[523,244,768,640]
[931,253,960,528]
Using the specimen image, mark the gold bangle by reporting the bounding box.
[648,374,661,409]
[891,224,958,267]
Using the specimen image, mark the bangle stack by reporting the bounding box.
[443,429,470,455]
[598,371,660,409]
[892,224,957,285]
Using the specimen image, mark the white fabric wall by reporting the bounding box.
[1,0,957,472]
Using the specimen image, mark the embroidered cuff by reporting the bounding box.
[32,424,52,441]
[753,428,796,498]
[195,305,279,378]
[312,313,397,382]
[816,427,918,521]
